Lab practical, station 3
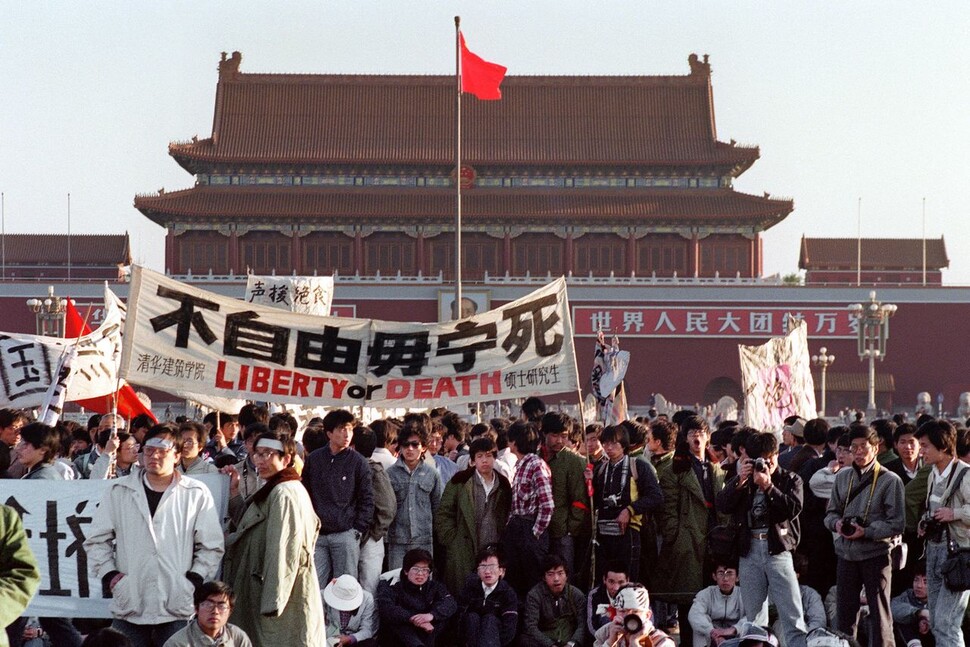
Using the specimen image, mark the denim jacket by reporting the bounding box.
[387,457,443,544]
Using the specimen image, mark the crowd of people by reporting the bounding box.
[2,399,970,647]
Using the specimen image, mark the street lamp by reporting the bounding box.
[848,291,897,416]
[26,286,71,336]
[811,346,836,417]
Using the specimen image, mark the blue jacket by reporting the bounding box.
[386,458,443,545]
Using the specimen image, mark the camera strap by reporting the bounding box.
[842,462,881,524]
[926,460,963,513]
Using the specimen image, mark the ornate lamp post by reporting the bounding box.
[26,286,70,337]
[811,346,836,417]
[848,291,897,416]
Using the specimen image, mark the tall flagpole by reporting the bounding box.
[454,16,463,320]
[67,192,72,282]
[922,197,927,286]
[1,192,5,280]
[856,197,861,286]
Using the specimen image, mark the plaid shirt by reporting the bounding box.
[510,452,554,537]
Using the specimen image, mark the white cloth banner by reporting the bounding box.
[245,274,334,316]
[0,291,124,408]
[738,317,817,434]
[121,266,579,408]
[5,473,229,618]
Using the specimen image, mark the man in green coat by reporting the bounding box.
[542,412,591,582]
[0,503,40,647]
[653,415,728,646]
[435,437,512,595]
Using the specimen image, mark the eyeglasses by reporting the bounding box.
[715,569,737,578]
[849,443,873,453]
[409,567,431,575]
[401,441,422,449]
[199,600,230,612]
[253,450,282,460]
[477,564,500,573]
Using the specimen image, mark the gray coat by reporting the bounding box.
[824,462,905,561]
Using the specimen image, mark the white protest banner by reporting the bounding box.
[738,317,817,434]
[121,266,578,409]
[5,473,229,618]
[0,296,124,408]
[245,274,334,316]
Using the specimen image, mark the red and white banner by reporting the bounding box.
[738,318,817,433]
[0,289,124,408]
[120,267,579,408]
[573,306,859,338]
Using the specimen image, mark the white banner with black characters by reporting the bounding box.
[244,274,334,316]
[6,474,229,618]
[0,288,124,409]
[120,266,579,408]
[738,317,817,435]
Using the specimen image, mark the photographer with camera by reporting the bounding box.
[824,424,905,647]
[593,584,675,647]
[592,424,663,581]
[715,430,808,647]
[914,418,970,646]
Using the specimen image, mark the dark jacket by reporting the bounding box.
[592,454,663,531]
[302,445,374,534]
[716,465,803,556]
[458,574,518,646]
[377,576,457,629]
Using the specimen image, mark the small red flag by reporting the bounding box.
[459,32,507,100]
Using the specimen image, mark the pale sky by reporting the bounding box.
[3,2,968,282]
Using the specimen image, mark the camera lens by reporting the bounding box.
[623,613,643,634]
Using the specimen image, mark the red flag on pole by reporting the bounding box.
[65,300,156,422]
[459,32,507,100]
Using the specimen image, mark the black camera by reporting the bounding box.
[751,457,767,473]
[622,613,643,635]
[841,516,865,536]
[919,512,946,542]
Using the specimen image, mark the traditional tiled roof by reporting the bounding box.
[0,234,130,265]
[135,186,792,230]
[799,237,949,271]
[168,54,759,173]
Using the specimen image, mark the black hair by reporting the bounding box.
[600,424,630,452]
[540,411,572,436]
[649,419,676,452]
[507,420,540,455]
[238,403,269,428]
[521,396,547,422]
[322,409,355,433]
[540,553,568,576]
[475,544,505,569]
[403,548,434,572]
[468,436,498,460]
[20,422,60,464]
[145,423,183,453]
[915,418,957,456]
[870,418,897,448]
[351,425,377,459]
[803,418,829,445]
[744,431,779,459]
[193,580,236,607]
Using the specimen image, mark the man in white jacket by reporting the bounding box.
[85,424,225,647]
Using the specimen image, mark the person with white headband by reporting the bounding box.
[223,430,327,646]
[85,422,225,647]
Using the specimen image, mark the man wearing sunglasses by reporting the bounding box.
[387,413,444,570]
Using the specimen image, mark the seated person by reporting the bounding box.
[162,581,252,647]
[457,545,518,647]
[324,574,378,647]
[688,559,745,646]
[593,584,675,647]
[792,553,827,636]
[521,554,587,647]
[588,560,631,639]
[891,560,933,647]
[377,548,457,647]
